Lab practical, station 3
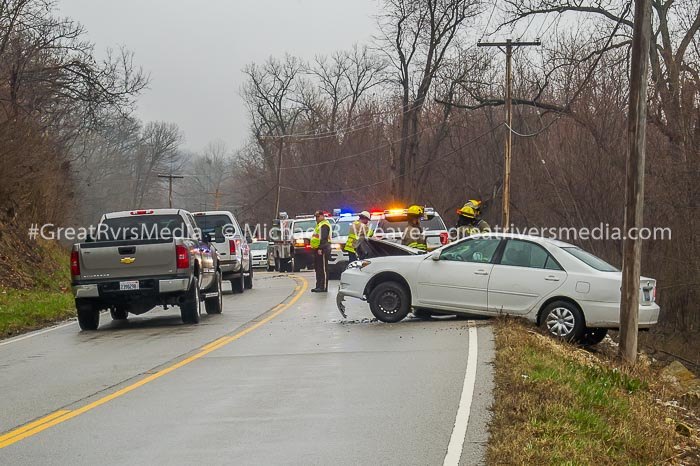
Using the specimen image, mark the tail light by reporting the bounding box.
[439,232,449,245]
[176,245,190,269]
[229,239,236,255]
[652,286,657,302]
[70,250,80,276]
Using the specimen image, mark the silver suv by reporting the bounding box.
[193,211,252,293]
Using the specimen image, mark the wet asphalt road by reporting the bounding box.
[0,272,494,465]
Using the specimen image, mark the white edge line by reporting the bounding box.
[443,321,479,466]
[0,320,76,347]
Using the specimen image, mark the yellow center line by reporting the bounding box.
[0,276,308,450]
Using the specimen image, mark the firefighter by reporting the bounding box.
[456,199,490,238]
[344,210,374,263]
[401,205,427,251]
[310,210,332,292]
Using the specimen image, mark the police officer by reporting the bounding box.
[401,205,427,251]
[456,199,490,238]
[344,210,374,263]
[310,210,331,292]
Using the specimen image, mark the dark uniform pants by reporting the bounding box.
[314,247,329,290]
[347,251,358,263]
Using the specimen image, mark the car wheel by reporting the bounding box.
[205,271,223,314]
[579,328,608,346]
[76,300,99,330]
[110,307,128,321]
[180,276,201,324]
[369,281,411,323]
[231,272,245,294]
[244,263,254,289]
[412,308,432,320]
[540,300,585,342]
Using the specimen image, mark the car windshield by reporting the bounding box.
[99,215,188,241]
[292,219,316,233]
[193,214,232,240]
[562,247,619,272]
[251,241,268,251]
[377,215,446,233]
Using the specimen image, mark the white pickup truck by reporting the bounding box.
[70,209,223,330]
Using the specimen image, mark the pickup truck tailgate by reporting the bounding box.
[79,241,178,280]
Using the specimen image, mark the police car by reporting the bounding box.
[373,207,449,251]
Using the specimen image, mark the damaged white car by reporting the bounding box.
[337,233,660,344]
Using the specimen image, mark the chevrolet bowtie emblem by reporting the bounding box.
[120,257,136,264]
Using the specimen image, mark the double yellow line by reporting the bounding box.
[0,276,308,449]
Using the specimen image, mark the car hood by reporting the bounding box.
[355,238,425,258]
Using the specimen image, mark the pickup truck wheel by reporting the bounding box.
[76,301,99,330]
[180,276,201,324]
[244,264,253,289]
[368,281,411,323]
[205,271,223,314]
[231,272,245,294]
[110,307,128,321]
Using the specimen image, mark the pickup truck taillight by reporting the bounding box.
[70,250,80,276]
[176,245,190,269]
[439,232,449,245]
[229,239,236,255]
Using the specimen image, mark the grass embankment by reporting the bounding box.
[0,239,74,338]
[488,319,699,465]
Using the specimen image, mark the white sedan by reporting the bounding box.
[337,233,659,344]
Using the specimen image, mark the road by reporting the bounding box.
[0,272,494,465]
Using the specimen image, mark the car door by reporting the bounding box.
[487,239,567,314]
[416,237,503,312]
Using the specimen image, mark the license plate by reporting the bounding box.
[120,281,140,291]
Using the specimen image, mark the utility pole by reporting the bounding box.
[207,188,225,210]
[157,173,184,208]
[477,39,541,231]
[273,138,284,220]
[619,0,652,365]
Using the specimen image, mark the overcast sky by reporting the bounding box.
[58,0,381,152]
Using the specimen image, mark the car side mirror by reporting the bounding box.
[431,252,441,261]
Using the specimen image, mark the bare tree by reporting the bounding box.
[377,0,480,200]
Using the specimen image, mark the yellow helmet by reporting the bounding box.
[406,204,424,217]
[457,200,482,219]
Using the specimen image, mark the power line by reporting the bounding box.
[279,120,444,170]
[279,123,503,194]
[260,104,425,141]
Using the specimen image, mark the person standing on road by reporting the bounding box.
[344,210,374,263]
[310,210,332,292]
[456,200,490,239]
[401,205,427,251]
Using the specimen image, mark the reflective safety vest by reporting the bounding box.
[402,224,427,251]
[344,221,374,253]
[457,219,491,238]
[310,219,331,249]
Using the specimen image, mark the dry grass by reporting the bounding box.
[487,318,700,465]
[0,237,74,338]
